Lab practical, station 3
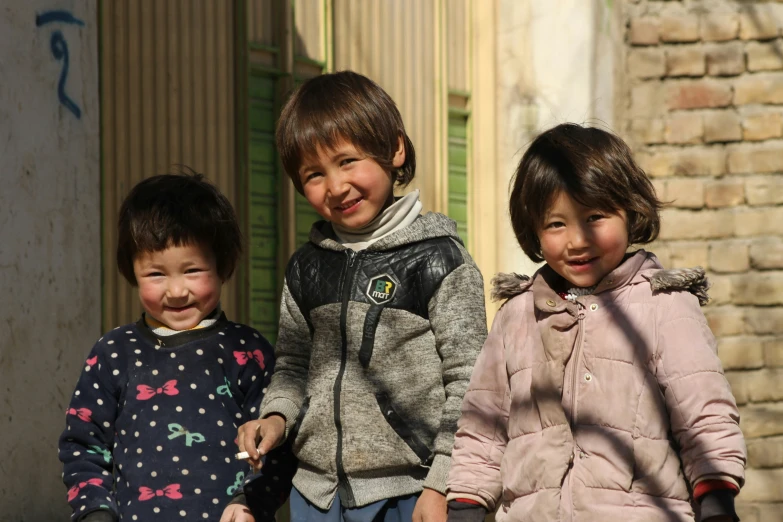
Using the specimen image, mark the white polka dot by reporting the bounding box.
[173,456,179,462]
[235,413,242,419]
[150,421,156,427]
[240,339,246,345]
[134,431,139,437]
[191,384,197,390]
[199,408,206,414]
[238,379,242,386]
[208,394,215,400]
[195,488,201,494]
[132,414,137,420]
[170,353,176,358]
[252,375,257,382]
[80,506,86,511]
[93,383,100,389]
[113,370,120,376]
[251,407,257,413]
[205,369,210,375]
[151,471,157,477]
[137,448,143,454]
[126,330,132,334]
[73,451,81,456]
[220,440,226,447]
[178,365,185,371]
[211,474,217,480]
[121,430,126,435]
[103,422,110,428]
[203,514,209,519]
[217,420,223,426]
[133,516,138,520]
[85,366,91,372]
[180,511,187,517]
[135,349,141,354]
[212,497,219,503]
[201,455,208,462]
[155,345,161,350]
[219,344,224,349]
[182,469,189,475]
[107,340,114,345]
[97,399,104,405]
[254,333,259,338]
[156,446,163,451]
[124,448,128,453]
[152,369,158,375]
[217,358,223,364]
[111,353,118,358]
[197,349,204,355]
[154,507,160,513]
[219,332,225,336]
[176,406,183,412]
[153,405,159,411]
[137,462,142,468]
[75,391,80,396]
[225,457,230,463]
[135,361,142,367]
[130,338,136,342]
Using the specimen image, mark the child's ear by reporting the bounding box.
[392,135,406,168]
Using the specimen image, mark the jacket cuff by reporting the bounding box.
[699,489,738,521]
[228,492,248,506]
[260,397,300,438]
[447,500,487,522]
[445,492,488,508]
[422,454,451,494]
[77,511,116,522]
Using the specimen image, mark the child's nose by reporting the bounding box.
[325,172,349,198]
[568,225,590,249]
[166,279,188,298]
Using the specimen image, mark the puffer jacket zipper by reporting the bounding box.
[334,249,358,506]
[565,303,586,522]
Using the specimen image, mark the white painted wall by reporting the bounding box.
[0,1,100,519]
[495,0,621,276]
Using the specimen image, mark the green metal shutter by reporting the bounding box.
[247,71,280,343]
[448,108,469,245]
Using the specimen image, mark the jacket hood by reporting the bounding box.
[309,212,462,252]
[491,250,710,305]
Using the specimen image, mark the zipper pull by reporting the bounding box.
[347,250,356,267]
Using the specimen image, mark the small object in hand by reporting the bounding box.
[234,451,251,460]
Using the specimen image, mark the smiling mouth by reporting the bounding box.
[164,305,194,313]
[567,257,597,266]
[334,198,364,212]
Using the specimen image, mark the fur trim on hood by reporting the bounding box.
[490,266,711,305]
[644,266,710,306]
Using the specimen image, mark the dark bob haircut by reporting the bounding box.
[276,70,416,194]
[509,123,662,262]
[116,171,242,286]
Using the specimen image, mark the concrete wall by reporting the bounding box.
[495,0,623,279]
[0,1,100,519]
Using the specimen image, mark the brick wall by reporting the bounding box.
[622,1,783,518]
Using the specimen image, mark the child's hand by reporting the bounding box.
[219,503,255,522]
[237,415,286,472]
[412,488,447,522]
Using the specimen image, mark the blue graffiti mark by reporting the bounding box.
[35,10,84,28]
[35,10,85,119]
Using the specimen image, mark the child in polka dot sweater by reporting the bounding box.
[58,173,295,522]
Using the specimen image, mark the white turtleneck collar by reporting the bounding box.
[332,190,423,251]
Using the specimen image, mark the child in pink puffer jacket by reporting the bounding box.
[446,124,746,522]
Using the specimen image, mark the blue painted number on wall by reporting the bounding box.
[36,10,85,119]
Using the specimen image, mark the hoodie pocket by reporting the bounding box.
[375,392,433,464]
[291,396,310,444]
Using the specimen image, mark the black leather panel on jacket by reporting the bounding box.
[286,237,463,326]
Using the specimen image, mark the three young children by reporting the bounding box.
[61,71,746,522]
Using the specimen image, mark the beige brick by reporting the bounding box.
[734,72,783,105]
[733,272,783,306]
[740,403,783,438]
[750,239,783,269]
[706,42,745,76]
[756,504,783,521]
[728,141,783,174]
[659,208,734,240]
[745,307,783,334]
[665,46,705,77]
[629,118,665,145]
[630,16,660,46]
[660,14,700,43]
[667,79,733,110]
[747,40,783,72]
[631,82,665,118]
[703,110,742,143]
[718,336,765,369]
[637,147,726,178]
[665,112,704,144]
[705,179,745,208]
[667,241,708,267]
[665,178,705,208]
[651,179,666,202]
[701,12,740,42]
[735,503,760,522]
[645,240,671,267]
[705,306,746,336]
[708,274,733,305]
[747,435,783,468]
[742,111,783,141]
[740,469,783,503]
[765,337,783,367]
[735,207,783,236]
[727,368,783,403]
[709,240,750,273]
[739,5,780,41]
[746,175,783,205]
[628,48,666,79]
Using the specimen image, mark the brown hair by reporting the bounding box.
[116,171,243,286]
[509,123,662,262]
[276,70,416,194]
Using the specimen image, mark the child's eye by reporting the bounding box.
[340,158,357,167]
[587,214,605,222]
[185,268,203,274]
[146,271,164,277]
[546,221,565,229]
[304,171,323,182]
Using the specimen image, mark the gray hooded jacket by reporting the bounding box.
[260,212,487,510]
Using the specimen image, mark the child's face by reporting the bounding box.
[132,242,222,330]
[538,191,629,288]
[298,138,405,230]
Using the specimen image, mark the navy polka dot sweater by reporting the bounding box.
[58,314,295,521]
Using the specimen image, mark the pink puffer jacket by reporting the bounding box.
[447,250,746,521]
